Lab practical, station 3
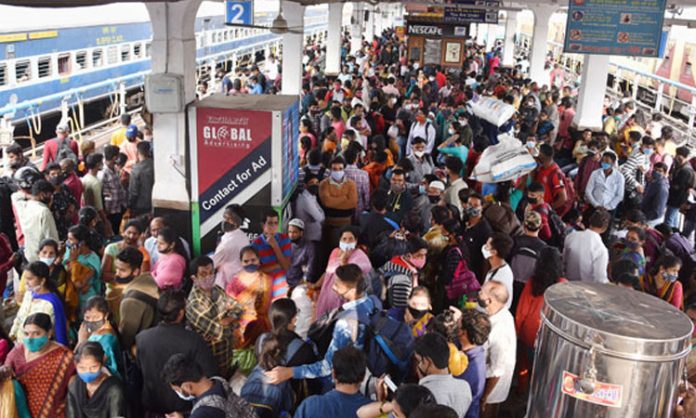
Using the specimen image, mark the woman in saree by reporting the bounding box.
[226,246,273,347]
[67,341,127,418]
[101,220,150,320]
[314,226,372,318]
[1,313,75,418]
[64,225,102,311]
[76,296,121,379]
[10,261,69,346]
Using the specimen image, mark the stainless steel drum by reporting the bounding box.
[527,282,692,418]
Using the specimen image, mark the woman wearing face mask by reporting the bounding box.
[640,254,683,309]
[77,296,121,379]
[437,121,470,167]
[1,313,75,418]
[618,226,647,276]
[226,246,273,345]
[314,226,372,318]
[101,220,150,318]
[10,261,69,346]
[389,286,433,338]
[67,341,126,418]
[380,236,429,311]
[64,224,102,312]
[18,239,74,312]
[151,227,188,290]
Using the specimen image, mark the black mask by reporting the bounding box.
[9,160,22,170]
[477,298,488,309]
[84,319,105,334]
[527,196,538,205]
[307,185,319,195]
[49,175,64,186]
[115,275,135,284]
[428,195,440,204]
[221,221,237,233]
[407,306,429,320]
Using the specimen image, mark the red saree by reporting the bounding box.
[4,344,75,418]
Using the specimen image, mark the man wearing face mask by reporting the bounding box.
[44,162,77,240]
[464,193,493,281]
[443,156,468,215]
[414,178,446,228]
[406,110,437,155]
[286,219,319,286]
[477,280,516,418]
[407,137,435,185]
[620,136,655,202]
[212,204,249,289]
[319,156,358,249]
[386,169,414,224]
[18,180,58,263]
[4,142,37,178]
[186,256,243,379]
[41,124,79,171]
[641,162,669,227]
[481,233,515,311]
[585,152,625,213]
[117,246,159,351]
[137,289,218,416]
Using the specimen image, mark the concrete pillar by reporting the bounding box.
[350,3,363,55]
[528,4,555,85]
[374,6,383,38]
[365,4,375,43]
[502,11,517,66]
[476,23,487,45]
[486,25,497,51]
[145,0,201,223]
[281,0,304,95]
[325,2,343,75]
[572,54,611,131]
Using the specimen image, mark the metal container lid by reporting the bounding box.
[542,282,693,361]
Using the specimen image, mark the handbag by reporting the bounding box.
[444,247,480,301]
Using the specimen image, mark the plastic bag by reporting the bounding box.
[469,96,516,127]
[470,135,537,183]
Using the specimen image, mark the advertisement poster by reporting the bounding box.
[272,100,299,206]
[194,107,272,227]
[564,0,667,57]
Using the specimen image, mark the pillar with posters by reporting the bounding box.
[188,95,300,255]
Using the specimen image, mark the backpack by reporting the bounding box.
[510,243,545,284]
[192,377,258,418]
[360,305,414,383]
[538,205,567,249]
[55,138,77,164]
[307,307,343,355]
[484,202,523,237]
[444,246,480,301]
[552,167,576,217]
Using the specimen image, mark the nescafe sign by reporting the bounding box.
[408,25,443,36]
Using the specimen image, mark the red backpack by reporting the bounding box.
[552,166,576,217]
[444,246,480,301]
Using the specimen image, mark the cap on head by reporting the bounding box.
[288,218,305,230]
[56,124,70,134]
[524,211,542,230]
[429,180,446,191]
[126,125,139,139]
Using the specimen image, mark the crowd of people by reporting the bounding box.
[1,25,696,418]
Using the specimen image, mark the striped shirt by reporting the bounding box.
[252,233,292,299]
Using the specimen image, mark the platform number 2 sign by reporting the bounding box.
[225,0,253,26]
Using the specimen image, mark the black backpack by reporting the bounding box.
[56,138,78,164]
[538,205,567,249]
[360,305,414,383]
[307,307,343,355]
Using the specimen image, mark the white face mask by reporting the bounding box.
[175,389,196,401]
[448,128,455,135]
[414,150,425,158]
[339,241,357,252]
[481,245,493,260]
[40,257,55,266]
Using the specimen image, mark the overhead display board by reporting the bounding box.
[563,0,667,57]
[406,1,499,24]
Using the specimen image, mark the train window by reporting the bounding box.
[145,42,152,57]
[133,43,142,59]
[38,57,52,78]
[121,45,131,62]
[0,64,5,86]
[107,46,118,64]
[75,51,87,70]
[93,49,103,67]
[15,60,31,83]
[58,54,71,75]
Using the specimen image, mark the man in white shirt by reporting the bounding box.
[478,280,516,417]
[212,205,250,289]
[585,152,625,211]
[414,333,472,417]
[406,110,437,155]
[482,232,515,310]
[20,180,59,262]
[563,209,611,283]
[263,54,279,83]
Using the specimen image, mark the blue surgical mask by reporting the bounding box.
[653,172,662,180]
[24,335,49,353]
[643,148,653,156]
[418,185,426,195]
[601,162,612,171]
[40,257,55,266]
[664,272,679,282]
[330,170,345,182]
[243,264,259,273]
[78,371,102,384]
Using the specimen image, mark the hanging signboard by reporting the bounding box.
[444,1,500,24]
[189,95,300,255]
[563,0,667,57]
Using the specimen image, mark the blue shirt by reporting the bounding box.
[250,83,263,95]
[293,296,377,379]
[294,390,370,418]
[457,345,486,418]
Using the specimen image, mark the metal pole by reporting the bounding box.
[60,97,69,126]
[119,82,127,116]
[655,82,663,112]
[632,75,640,101]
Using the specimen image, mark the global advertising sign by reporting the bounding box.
[564,0,667,57]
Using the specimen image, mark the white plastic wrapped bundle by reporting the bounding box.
[470,134,537,183]
[470,96,516,127]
